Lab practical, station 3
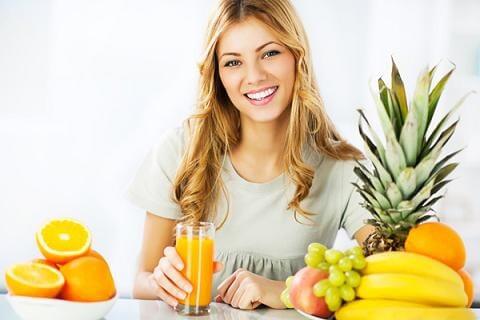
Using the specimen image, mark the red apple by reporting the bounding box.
[289,267,333,318]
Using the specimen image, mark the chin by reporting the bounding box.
[241,104,289,124]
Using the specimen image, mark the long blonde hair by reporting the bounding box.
[172,0,363,228]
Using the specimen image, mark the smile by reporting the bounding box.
[244,86,278,106]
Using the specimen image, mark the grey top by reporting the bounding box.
[127,127,371,298]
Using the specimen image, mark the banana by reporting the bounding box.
[336,299,476,320]
[356,273,467,307]
[363,251,464,287]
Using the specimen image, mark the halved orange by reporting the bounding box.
[31,258,59,270]
[36,218,91,264]
[5,262,65,298]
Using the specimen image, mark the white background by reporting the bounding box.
[1,0,479,299]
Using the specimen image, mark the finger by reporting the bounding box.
[149,275,178,307]
[230,285,247,309]
[217,268,245,297]
[213,261,224,273]
[214,295,224,303]
[154,268,187,301]
[223,275,243,304]
[158,258,193,293]
[239,286,261,310]
[163,246,185,270]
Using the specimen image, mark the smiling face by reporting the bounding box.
[216,17,296,125]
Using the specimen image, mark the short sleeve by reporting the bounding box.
[126,128,185,220]
[339,161,372,239]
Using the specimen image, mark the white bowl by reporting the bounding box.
[6,294,117,320]
[296,308,333,320]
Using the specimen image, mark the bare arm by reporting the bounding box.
[132,212,179,301]
[132,211,223,307]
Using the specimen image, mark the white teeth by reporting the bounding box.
[246,87,277,100]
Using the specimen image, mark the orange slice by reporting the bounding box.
[5,262,65,298]
[36,218,91,264]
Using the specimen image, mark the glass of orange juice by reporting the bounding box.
[175,222,215,316]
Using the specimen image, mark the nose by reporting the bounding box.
[245,61,267,86]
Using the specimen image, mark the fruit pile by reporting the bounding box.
[281,222,475,320]
[5,218,116,302]
[281,244,367,318]
[336,222,475,320]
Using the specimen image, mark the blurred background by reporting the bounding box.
[1,0,479,299]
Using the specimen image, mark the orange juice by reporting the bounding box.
[175,234,214,308]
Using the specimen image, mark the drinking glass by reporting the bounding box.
[174,222,215,316]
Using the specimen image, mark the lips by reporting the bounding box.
[243,86,279,106]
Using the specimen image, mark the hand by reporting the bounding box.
[215,269,287,310]
[149,246,223,308]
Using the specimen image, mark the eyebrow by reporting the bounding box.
[219,41,280,58]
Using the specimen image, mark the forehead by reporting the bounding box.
[216,17,279,55]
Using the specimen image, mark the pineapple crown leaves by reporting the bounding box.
[355,58,474,229]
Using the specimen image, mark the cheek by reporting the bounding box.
[219,71,242,98]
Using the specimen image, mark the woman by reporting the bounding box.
[128,0,374,310]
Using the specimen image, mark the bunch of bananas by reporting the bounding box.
[336,251,475,320]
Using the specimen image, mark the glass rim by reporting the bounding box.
[176,221,214,230]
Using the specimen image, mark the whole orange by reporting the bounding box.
[405,222,466,270]
[59,256,116,302]
[458,269,475,307]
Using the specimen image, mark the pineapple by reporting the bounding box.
[355,58,472,256]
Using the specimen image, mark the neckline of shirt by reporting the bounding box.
[223,154,288,192]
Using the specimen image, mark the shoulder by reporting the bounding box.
[150,125,188,173]
[312,153,359,182]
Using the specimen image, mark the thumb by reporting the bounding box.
[213,261,224,273]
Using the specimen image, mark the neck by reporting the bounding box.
[233,110,290,165]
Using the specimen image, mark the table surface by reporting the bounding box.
[1,295,479,320]
[0,295,306,320]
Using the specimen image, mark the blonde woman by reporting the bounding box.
[129,0,375,311]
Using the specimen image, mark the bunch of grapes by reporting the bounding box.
[305,243,366,311]
[280,275,294,308]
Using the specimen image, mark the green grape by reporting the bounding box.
[338,257,353,272]
[350,246,364,257]
[305,253,322,268]
[350,255,366,270]
[325,287,342,311]
[324,249,344,265]
[313,279,330,297]
[328,270,346,287]
[345,270,361,288]
[285,276,294,288]
[308,243,327,258]
[280,288,293,308]
[339,284,356,302]
[329,265,342,274]
[317,261,330,271]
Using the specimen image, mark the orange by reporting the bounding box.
[5,262,64,298]
[405,222,466,270]
[458,269,475,307]
[36,218,91,264]
[85,249,107,263]
[59,256,116,302]
[31,258,59,270]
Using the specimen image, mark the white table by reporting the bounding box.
[0,295,306,319]
[1,295,479,319]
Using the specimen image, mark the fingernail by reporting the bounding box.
[177,263,184,270]
[178,292,186,300]
[184,285,192,293]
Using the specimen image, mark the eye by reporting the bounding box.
[263,50,280,58]
[224,60,241,68]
